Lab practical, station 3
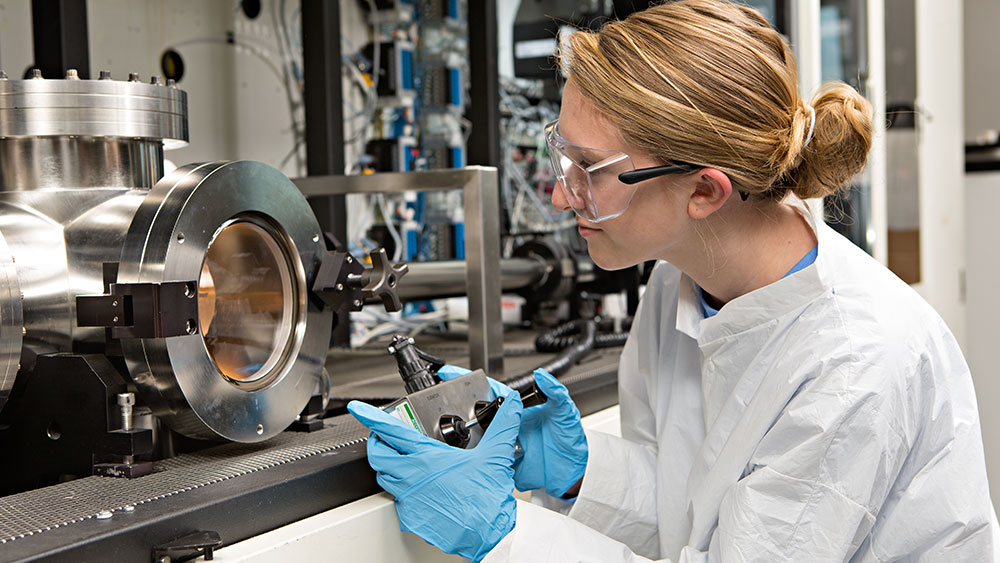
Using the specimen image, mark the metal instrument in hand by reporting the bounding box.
[384,335,547,448]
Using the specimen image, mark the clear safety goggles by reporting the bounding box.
[544,120,701,223]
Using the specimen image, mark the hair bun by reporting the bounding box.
[787,83,873,199]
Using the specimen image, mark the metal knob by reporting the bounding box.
[358,248,408,312]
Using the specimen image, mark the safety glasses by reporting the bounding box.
[544,120,701,223]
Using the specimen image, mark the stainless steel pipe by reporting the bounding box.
[390,257,548,301]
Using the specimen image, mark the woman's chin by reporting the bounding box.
[587,246,637,272]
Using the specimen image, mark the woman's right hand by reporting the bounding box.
[437,365,588,498]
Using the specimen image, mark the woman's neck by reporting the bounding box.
[671,200,818,307]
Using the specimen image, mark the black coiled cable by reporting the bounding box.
[508,319,598,392]
[534,318,631,353]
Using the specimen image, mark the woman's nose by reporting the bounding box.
[552,180,573,212]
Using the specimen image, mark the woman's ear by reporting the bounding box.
[687,168,734,220]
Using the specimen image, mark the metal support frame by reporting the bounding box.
[294,167,505,376]
[466,0,501,169]
[30,0,90,79]
[301,0,350,346]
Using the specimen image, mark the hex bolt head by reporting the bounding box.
[29,69,42,79]
[65,69,80,79]
[128,72,140,82]
[387,346,396,355]
[99,70,112,80]
[123,505,135,512]
[117,393,135,407]
[0,70,8,80]
[96,510,112,520]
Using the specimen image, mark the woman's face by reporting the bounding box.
[553,79,695,271]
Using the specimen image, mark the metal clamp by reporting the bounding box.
[77,279,199,339]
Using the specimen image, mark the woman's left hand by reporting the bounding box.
[348,394,523,562]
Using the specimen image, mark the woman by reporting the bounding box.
[348,1,999,561]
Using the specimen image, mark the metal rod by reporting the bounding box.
[294,167,498,196]
[384,258,545,301]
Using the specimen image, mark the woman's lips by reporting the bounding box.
[578,224,601,238]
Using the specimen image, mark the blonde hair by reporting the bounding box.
[564,0,873,201]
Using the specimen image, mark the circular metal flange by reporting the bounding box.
[118,161,331,442]
[0,75,188,148]
[0,229,23,413]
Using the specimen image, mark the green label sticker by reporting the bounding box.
[389,400,425,435]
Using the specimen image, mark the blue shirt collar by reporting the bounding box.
[698,246,818,318]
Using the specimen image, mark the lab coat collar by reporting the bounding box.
[675,198,832,343]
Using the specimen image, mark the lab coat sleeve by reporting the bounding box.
[484,500,697,563]
[557,284,664,555]
[566,430,660,555]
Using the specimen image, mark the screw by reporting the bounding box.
[118,393,135,432]
[112,300,118,307]
[65,69,79,80]
[353,299,362,307]
[167,78,177,88]
[0,70,8,80]
[123,505,135,512]
[29,69,42,79]
[112,316,119,323]
[96,510,112,520]
[408,337,415,344]
[387,346,396,355]
[335,283,344,292]
[128,72,140,82]
[99,70,112,80]
[21,327,26,336]
[150,75,163,85]
[346,256,353,264]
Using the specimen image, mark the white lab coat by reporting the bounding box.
[485,203,1000,562]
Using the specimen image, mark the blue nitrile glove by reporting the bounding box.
[437,365,588,498]
[347,394,522,562]
[515,369,588,497]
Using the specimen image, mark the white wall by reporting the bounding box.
[914,0,965,346]
[964,0,1000,143]
[965,0,1000,511]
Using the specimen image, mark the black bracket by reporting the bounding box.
[152,530,223,562]
[311,233,366,314]
[77,263,199,339]
[310,233,408,313]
